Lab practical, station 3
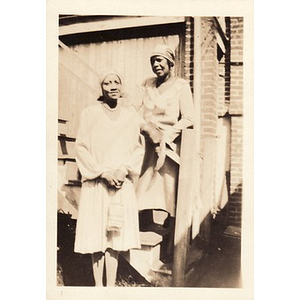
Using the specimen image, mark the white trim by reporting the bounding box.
[216,17,227,36]
[217,33,226,53]
[215,17,228,53]
[59,16,185,36]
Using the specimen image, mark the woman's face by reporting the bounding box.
[101,74,122,101]
[151,56,171,80]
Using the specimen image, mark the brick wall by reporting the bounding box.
[199,17,219,216]
[200,17,219,140]
[184,17,194,89]
[184,17,220,141]
[229,116,243,226]
[185,17,219,139]
[207,16,244,227]
[228,17,243,227]
[184,17,221,224]
[185,17,244,227]
[229,16,243,115]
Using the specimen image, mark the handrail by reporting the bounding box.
[58,39,102,80]
[172,128,196,286]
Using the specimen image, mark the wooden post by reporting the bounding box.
[172,129,195,287]
[172,16,202,287]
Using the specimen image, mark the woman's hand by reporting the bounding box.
[141,123,162,144]
[163,128,180,145]
[114,169,126,187]
[100,171,122,189]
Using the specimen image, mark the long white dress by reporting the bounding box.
[74,101,144,254]
[135,77,194,217]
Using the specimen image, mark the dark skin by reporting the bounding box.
[101,74,122,108]
[150,56,174,88]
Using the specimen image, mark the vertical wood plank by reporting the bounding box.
[172,129,195,287]
[172,17,203,287]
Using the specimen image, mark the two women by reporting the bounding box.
[74,44,194,286]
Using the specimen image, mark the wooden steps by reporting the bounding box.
[120,209,175,285]
[122,231,163,283]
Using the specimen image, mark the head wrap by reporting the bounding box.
[99,70,122,86]
[150,44,175,66]
[97,69,123,99]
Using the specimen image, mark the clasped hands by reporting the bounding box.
[100,169,126,189]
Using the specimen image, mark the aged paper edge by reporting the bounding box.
[46,1,254,299]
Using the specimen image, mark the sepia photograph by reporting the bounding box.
[6,0,300,300]
[46,1,254,299]
[56,14,244,288]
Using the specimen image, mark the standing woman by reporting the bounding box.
[74,71,144,286]
[135,44,194,256]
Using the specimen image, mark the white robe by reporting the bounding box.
[74,102,144,254]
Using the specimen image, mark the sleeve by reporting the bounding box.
[130,85,144,112]
[164,82,195,144]
[75,109,110,180]
[132,82,163,144]
[132,85,148,129]
[118,116,145,179]
[120,134,145,179]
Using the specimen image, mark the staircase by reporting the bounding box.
[121,209,211,287]
[121,210,173,285]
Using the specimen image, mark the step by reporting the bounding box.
[139,231,163,246]
[123,231,164,283]
[222,225,241,239]
[139,222,170,237]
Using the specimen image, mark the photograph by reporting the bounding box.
[5,0,300,299]
[55,14,246,289]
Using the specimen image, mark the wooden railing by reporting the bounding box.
[172,128,198,286]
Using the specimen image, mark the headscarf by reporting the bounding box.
[150,44,175,66]
[97,69,123,100]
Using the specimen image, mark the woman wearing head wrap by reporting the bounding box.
[135,44,195,258]
[74,71,144,286]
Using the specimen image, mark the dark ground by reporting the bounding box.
[57,212,241,287]
[186,220,242,288]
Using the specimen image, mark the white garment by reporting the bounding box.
[74,102,144,253]
[135,77,195,217]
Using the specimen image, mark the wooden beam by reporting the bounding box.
[58,39,102,80]
[59,16,185,37]
[172,129,195,287]
[172,17,203,287]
